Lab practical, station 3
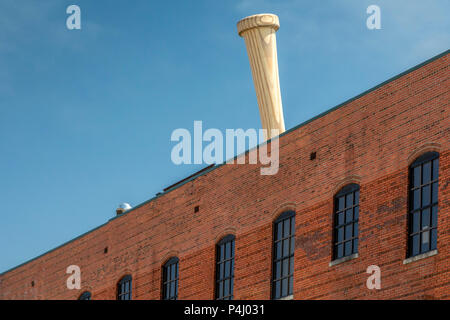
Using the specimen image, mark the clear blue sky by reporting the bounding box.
[0,0,448,273]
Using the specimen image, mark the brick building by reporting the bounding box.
[0,50,449,300]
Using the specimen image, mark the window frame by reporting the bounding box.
[271,210,295,300]
[117,275,132,300]
[332,183,360,261]
[215,234,235,300]
[162,257,179,300]
[407,152,439,258]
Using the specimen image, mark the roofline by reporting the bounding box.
[1,48,448,276]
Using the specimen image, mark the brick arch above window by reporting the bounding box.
[160,250,180,266]
[214,228,237,243]
[407,142,441,166]
[78,291,92,300]
[270,202,297,221]
[332,176,362,197]
[116,268,133,282]
[78,285,93,299]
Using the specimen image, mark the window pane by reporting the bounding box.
[354,191,359,205]
[422,185,430,207]
[218,263,224,279]
[224,279,230,297]
[412,235,420,256]
[290,237,295,255]
[230,278,233,295]
[225,242,231,259]
[224,261,230,277]
[218,282,223,298]
[282,259,289,276]
[431,205,438,227]
[275,261,281,279]
[344,241,352,256]
[432,182,438,204]
[274,281,280,299]
[171,264,176,280]
[288,276,293,295]
[345,209,353,223]
[219,244,224,260]
[353,238,358,253]
[413,166,421,187]
[432,159,439,180]
[289,257,294,274]
[337,244,344,259]
[354,206,359,220]
[430,229,437,250]
[421,231,430,253]
[345,224,352,239]
[337,227,344,242]
[276,222,282,240]
[346,193,353,208]
[412,211,420,233]
[283,239,289,257]
[275,241,282,259]
[338,197,345,210]
[175,280,178,296]
[413,189,420,210]
[422,208,430,229]
[423,162,431,184]
[354,223,359,237]
[283,219,290,238]
[337,212,344,226]
[281,278,288,297]
[163,284,168,299]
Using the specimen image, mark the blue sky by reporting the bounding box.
[0,0,448,273]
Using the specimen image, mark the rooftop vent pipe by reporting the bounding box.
[237,13,285,141]
[116,203,132,215]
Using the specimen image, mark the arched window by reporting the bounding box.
[272,211,295,299]
[408,152,439,257]
[215,234,235,300]
[117,275,132,300]
[333,184,359,260]
[162,257,179,300]
[78,291,91,300]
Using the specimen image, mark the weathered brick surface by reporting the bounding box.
[0,51,449,300]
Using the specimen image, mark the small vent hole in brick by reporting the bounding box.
[194,206,199,213]
[104,247,108,254]
[310,152,317,160]
[31,281,35,287]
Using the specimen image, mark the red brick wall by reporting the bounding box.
[0,52,449,300]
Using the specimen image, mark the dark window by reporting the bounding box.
[333,184,359,260]
[215,235,235,300]
[79,291,91,300]
[272,211,295,299]
[162,257,179,300]
[408,152,439,257]
[117,275,132,300]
